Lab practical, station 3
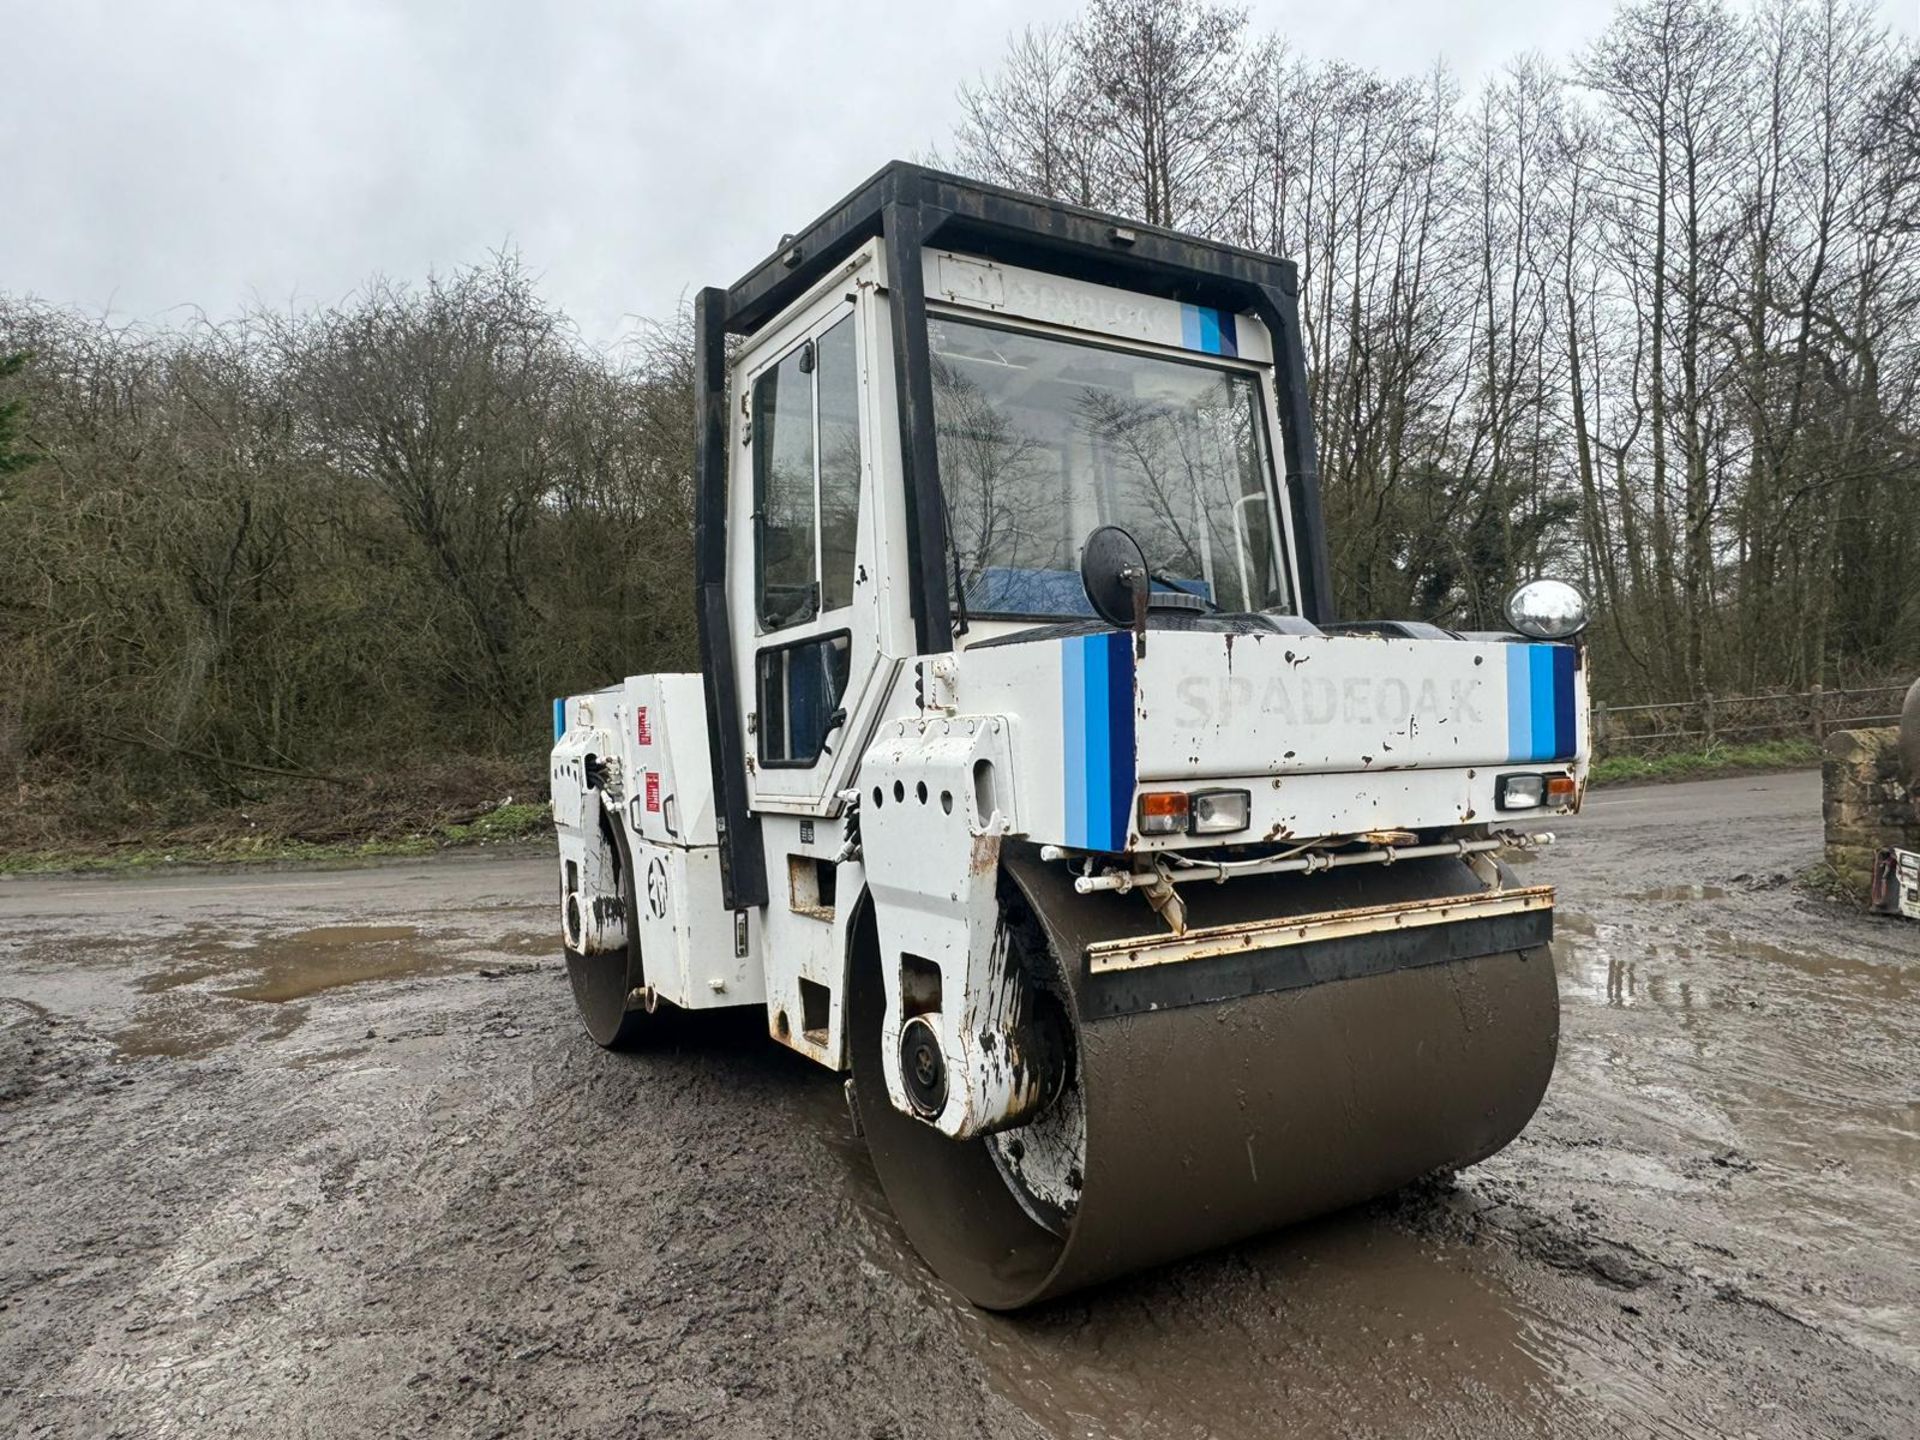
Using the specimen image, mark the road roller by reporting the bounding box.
[550,162,1591,1308]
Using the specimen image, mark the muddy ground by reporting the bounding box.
[0,771,1914,1439]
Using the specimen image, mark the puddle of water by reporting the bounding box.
[205,925,471,1004]
[99,924,478,1056]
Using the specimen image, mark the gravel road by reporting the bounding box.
[2,770,1914,1438]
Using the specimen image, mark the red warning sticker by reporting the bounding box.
[645,771,661,812]
[636,706,652,745]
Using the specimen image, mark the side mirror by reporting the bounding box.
[1080,525,1149,630]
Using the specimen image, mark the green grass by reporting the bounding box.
[1588,738,1822,787]
[0,801,551,877]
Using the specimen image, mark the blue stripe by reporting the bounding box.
[1082,636,1111,845]
[1217,311,1239,357]
[1101,631,1135,849]
[1180,304,1205,351]
[1551,646,1578,760]
[1177,305,1241,357]
[1506,647,1532,762]
[1062,642,1088,844]
[1060,633,1136,850]
[552,697,566,743]
[1528,645,1555,760]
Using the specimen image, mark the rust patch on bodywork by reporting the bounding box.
[969,832,1002,877]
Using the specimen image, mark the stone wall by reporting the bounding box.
[1822,727,1920,893]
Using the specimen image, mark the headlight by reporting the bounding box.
[1505,578,1590,640]
[1496,773,1546,810]
[1189,789,1251,835]
[1496,772,1579,810]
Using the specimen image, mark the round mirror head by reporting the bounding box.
[1504,578,1591,640]
[1080,525,1149,628]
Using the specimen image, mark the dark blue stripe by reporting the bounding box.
[1551,646,1578,760]
[1082,636,1111,845]
[1217,310,1239,357]
[1101,631,1135,850]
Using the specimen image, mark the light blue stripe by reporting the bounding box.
[1528,645,1556,761]
[1082,636,1111,842]
[1507,647,1532,762]
[1062,639,1088,845]
[1180,304,1204,351]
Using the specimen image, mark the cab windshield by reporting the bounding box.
[928,315,1291,619]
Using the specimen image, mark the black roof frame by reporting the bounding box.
[693,161,1333,909]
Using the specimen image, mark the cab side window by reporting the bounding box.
[757,632,851,765]
[816,318,861,611]
[752,344,817,630]
[750,315,862,631]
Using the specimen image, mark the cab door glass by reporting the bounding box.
[753,343,817,630]
[757,632,851,765]
[751,316,863,631]
[816,317,862,611]
[747,309,864,768]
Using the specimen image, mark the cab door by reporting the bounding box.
[728,258,893,814]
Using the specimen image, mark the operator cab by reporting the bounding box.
[698,162,1332,903]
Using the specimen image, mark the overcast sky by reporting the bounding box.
[8,0,1915,344]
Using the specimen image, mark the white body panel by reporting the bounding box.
[622,673,717,846]
[937,630,1589,854]
[859,713,1038,1137]
[630,838,763,1010]
[551,683,764,1012]
[756,812,865,1066]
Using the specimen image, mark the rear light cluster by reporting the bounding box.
[1496,772,1577,811]
[1138,788,1251,837]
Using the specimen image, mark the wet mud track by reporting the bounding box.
[1,772,1913,1438]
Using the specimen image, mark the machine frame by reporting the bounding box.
[556,162,1583,1307]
